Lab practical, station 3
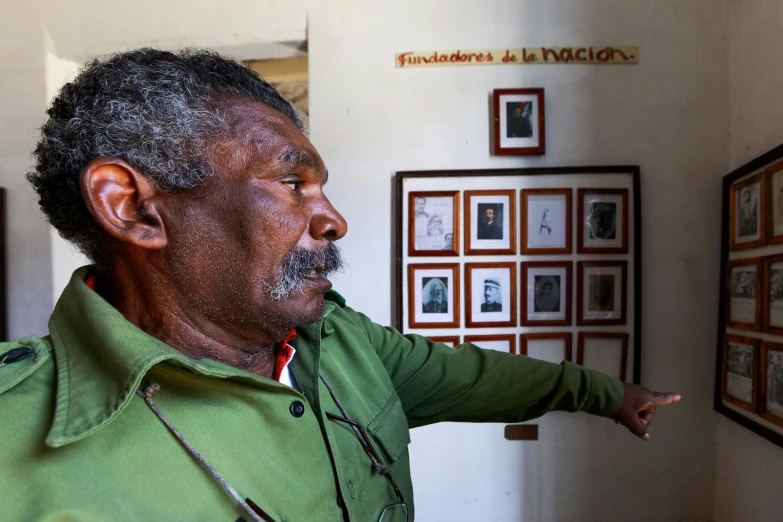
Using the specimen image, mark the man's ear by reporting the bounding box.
[80,158,168,249]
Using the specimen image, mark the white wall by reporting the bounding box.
[0,1,733,520]
[308,1,726,520]
[714,2,783,521]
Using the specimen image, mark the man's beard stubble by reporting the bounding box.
[265,242,345,301]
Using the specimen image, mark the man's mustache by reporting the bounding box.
[265,243,345,300]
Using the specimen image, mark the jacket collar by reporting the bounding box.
[46,267,337,448]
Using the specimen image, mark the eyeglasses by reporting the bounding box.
[326,412,409,522]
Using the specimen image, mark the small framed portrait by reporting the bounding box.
[577,261,627,326]
[763,255,783,334]
[521,189,572,255]
[428,336,460,348]
[518,333,572,363]
[465,262,517,328]
[465,190,516,255]
[408,264,460,329]
[521,261,571,326]
[577,332,629,382]
[577,189,629,254]
[760,342,783,428]
[766,161,783,244]
[492,88,545,156]
[722,334,759,412]
[408,191,460,256]
[464,334,516,354]
[727,258,761,330]
[729,172,765,250]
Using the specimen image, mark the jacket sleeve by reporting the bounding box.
[355,312,624,428]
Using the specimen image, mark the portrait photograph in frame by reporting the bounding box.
[518,332,572,364]
[762,254,783,334]
[492,88,545,156]
[521,188,572,255]
[722,334,759,413]
[766,160,783,244]
[577,332,629,382]
[729,172,765,251]
[408,263,460,329]
[577,188,628,254]
[726,257,761,330]
[408,191,460,256]
[577,261,627,326]
[465,262,517,328]
[428,336,460,348]
[465,190,516,255]
[760,342,783,428]
[464,334,516,354]
[521,261,571,326]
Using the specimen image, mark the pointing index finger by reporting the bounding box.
[649,392,681,407]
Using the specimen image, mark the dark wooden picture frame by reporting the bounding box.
[492,88,545,156]
[759,342,783,428]
[577,188,629,254]
[464,189,517,255]
[729,172,766,251]
[716,142,783,450]
[407,263,460,329]
[726,257,762,331]
[395,166,642,385]
[408,191,460,256]
[465,262,517,328]
[762,254,783,335]
[577,260,628,326]
[520,188,572,255]
[765,160,783,245]
[428,336,461,348]
[721,334,759,413]
[518,332,572,362]
[464,334,516,354]
[520,261,572,326]
[577,332,629,382]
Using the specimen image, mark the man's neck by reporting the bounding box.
[100,261,280,379]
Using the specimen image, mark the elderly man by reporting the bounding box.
[0,49,679,522]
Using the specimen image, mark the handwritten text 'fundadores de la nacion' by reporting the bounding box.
[395,47,638,68]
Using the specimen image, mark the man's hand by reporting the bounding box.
[614,383,681,441]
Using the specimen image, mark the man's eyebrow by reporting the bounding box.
[277,146,323,171]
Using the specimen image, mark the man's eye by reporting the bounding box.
[282,181,302,192]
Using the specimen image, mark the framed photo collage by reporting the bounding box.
[718,144,783,447]
[395,167,641,384]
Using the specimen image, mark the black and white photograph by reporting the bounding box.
[466,263,516,327]
[725,340,755,405]
[408,264,459,328]
[465,190,516,255]
[577,261,627,326]
[765,258,783,333]
[521,189,571,254]
[578,189,628,253]
[521,262,571,326]
[730,173,765,250]
[727,260,759,327]
[492,88,545,156]
[770,165,783,242]
[477,203,504,240]
[421,277,448,314]
[760,345,783,426]
[408,191,459,256]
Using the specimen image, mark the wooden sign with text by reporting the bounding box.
[396,46,638,68]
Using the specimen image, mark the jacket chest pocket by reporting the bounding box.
[366,392,411,464]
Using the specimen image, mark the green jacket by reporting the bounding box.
[0,268,623,521]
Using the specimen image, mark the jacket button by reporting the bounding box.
[289,400,305,418]
[0,347,32,366]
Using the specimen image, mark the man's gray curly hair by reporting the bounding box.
[27,47,303,266]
